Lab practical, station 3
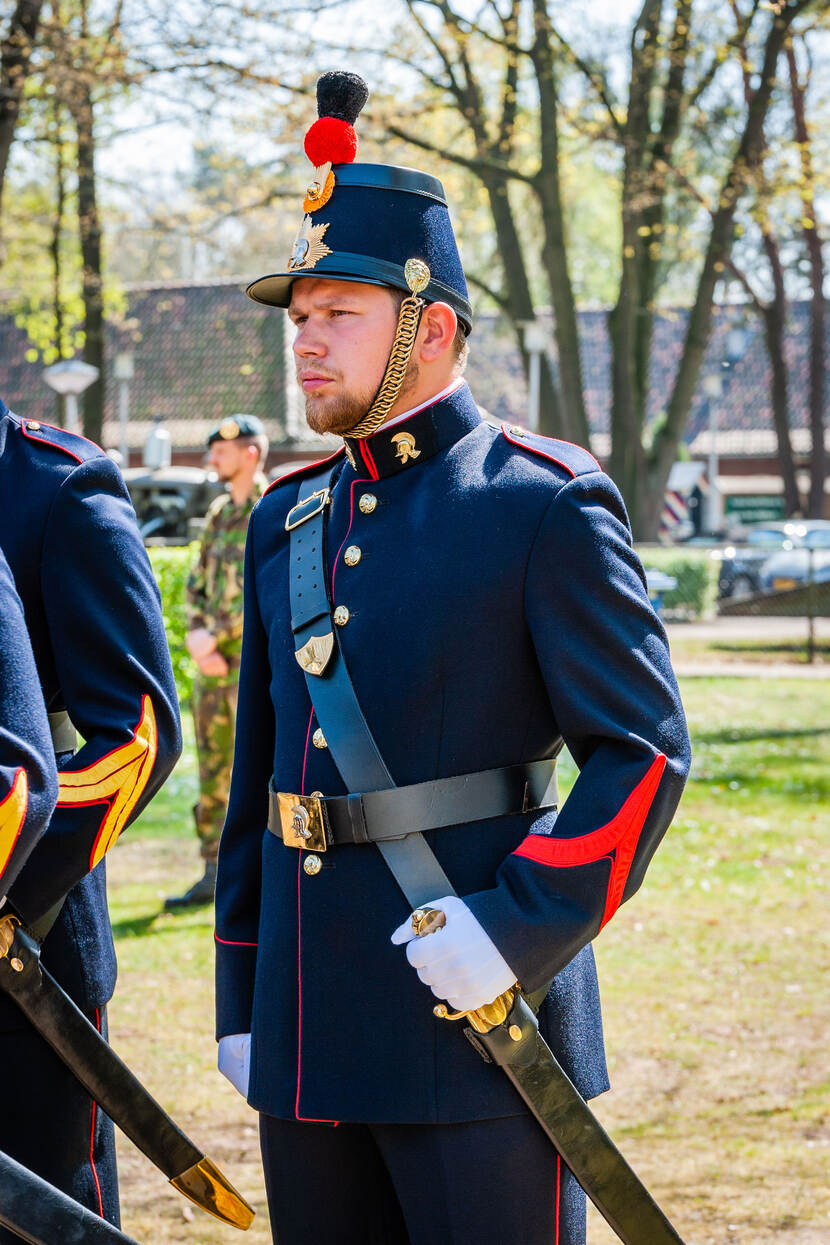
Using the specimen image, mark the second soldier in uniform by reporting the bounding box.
[166,415,268,909]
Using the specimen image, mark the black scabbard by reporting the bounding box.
[476,996,685,1245]
[0,921,255,1230]
[0,1149,140,1245]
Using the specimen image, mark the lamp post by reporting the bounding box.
[114,352,134,467]
[519,319,549,432]
[42,359,99,435]
[702,371,723,534]
[701,322,750,535]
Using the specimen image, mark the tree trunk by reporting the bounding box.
[71,81,105,443]
[50,104,67,361]
[648,3,806,539]
[760,230,801,516]
[480,170,565,436]
[787,44,826,519]
[530,0,589,446]
[0,0,44,223]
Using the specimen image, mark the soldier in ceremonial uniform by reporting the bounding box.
[0,399,181,1239]
[215,73,690,1244]
[0,549,57,901]
[166,414,268,910]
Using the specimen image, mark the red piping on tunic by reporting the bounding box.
[19,417,99,462]
[89,1008,104,1216]
[331,475,370,596]
[513,753,667,929]
[358,439,380,481]
[214,932,258,947]
[263,447,344,496]
[500,423,601,476]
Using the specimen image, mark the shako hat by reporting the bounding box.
[245,71,472,335]
[207,413,266,445]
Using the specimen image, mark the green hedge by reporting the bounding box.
[636,545,720,620]
[148,544,197,708]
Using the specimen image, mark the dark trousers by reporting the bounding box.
[260,1112,585,1245]
[0,1006,119,1243]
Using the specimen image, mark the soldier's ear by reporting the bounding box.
[418,302,457,364]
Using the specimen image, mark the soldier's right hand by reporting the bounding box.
[198,652,230,677]
[186,627,218,662]
[218,1032,251,1098]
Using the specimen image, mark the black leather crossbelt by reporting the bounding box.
[268,758,557,853]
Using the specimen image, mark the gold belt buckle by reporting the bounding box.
[276,792,328,852]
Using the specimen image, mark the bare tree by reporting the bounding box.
[376,0,820,536]
[787,36,827,518]
[0,0,44,219]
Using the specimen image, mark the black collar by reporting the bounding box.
[342,383,481,481]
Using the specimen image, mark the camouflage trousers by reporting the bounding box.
[192,668,240,862]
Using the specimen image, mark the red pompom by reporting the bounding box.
[304,116,358,167]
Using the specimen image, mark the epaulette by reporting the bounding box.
[263,446,345,497]
[500,423,601,479]
[16,414,103,465]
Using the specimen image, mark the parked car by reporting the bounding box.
[758,521,830,594]
[713,521,818,598]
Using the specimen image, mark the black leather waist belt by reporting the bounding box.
[268,759,558,854]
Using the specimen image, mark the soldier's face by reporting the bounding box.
[209,440,248,482]
[289,278,404,435]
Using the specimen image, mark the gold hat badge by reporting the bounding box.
[288,216,332,272]
[391,431,420,464]
[219,419,240,440]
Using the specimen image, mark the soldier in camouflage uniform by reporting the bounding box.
[165,414,268,910]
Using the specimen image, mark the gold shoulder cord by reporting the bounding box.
[348,259,431,440]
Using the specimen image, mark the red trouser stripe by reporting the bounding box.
[89,1008,104,1216]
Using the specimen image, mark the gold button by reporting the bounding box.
[309,790,323,798]
[333,605,350,626]
[10,958,24,973]
[312,729,327,749]
[510,425,527,437]
[359,493,377,514]
[344,545,362,567]
[508,1024,522,1042]
[303,854,322,876]
[27,421,41,432]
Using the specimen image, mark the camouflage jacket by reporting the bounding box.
[185,476,266,658]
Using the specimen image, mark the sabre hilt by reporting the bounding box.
[410,907,518,1035]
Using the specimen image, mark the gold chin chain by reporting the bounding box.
[346,259,431,441]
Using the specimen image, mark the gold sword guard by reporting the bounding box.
[410,907,518,1036]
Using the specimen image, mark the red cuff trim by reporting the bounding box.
[513,752,667,928]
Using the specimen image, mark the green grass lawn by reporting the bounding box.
[108,676,830,1244]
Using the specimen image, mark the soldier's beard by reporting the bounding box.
[301,361,420,437]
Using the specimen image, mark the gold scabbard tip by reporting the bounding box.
[171,1156,255,1230]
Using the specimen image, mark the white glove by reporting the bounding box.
[391,895,516,1013]
[218,1033,251,1098]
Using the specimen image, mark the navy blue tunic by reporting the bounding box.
[0,548,58,897]
[215,382,690,1124]
[0,400,181,1014]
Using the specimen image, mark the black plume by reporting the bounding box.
[316,71,369,123]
